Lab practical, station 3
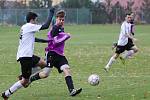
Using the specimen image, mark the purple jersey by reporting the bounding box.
[45,25,70,56]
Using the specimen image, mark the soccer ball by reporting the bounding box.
[88,74,100,86]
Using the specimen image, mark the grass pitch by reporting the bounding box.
[0,24,150,100]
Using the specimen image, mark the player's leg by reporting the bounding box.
[131,45,138,53]
[121,41,138,59]
[31,55,47,77]
[29,52,53,82]
[30,67,51,82]
[104,53,119,71]
[62,66,82,96]
[2,57,32,99]
[124,45,138,59]
[57,56,82,96]
[35,56,47,69]
[104,45,125,71]
[18,55,47,81]
[112,42,117,50]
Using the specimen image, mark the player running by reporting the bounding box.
[104,13,138,72]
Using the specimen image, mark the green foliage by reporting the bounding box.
[125,0,134,13]
[0,1,26,9]
[61,0,92,8]
[0,1,5,9]
[91,2,108,24]
[110,1,126,23]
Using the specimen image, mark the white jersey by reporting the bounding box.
[17,23,42,60]
[117,21,131,46]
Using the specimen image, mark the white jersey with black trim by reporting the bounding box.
[117,21,131,46]
[17,23,42,60]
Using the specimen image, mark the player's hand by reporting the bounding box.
[49,7,55,13]
[133,38,137,42]
[67,33,71,36]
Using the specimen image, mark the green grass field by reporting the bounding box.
[0,24,150,100]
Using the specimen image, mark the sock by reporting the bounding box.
[123,50,134,59]
[5,81,23,97]
[105,56,116,69]
[30,73,41,82]
[65,76,74,93]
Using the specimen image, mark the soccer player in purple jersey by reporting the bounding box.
[29,10,82,96]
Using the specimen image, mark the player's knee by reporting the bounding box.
[40,67,51,78]
[113,53,119,59]
[37,59,47,69]
[64,70,71,76]
[61,65,71,76]
[134,48,138,53]
[40,73,49,78]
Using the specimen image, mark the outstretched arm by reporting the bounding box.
[53,33,71,44]
[35,37,50,43]
[126,33,137,42]
[40,8,55,30]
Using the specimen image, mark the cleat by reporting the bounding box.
[1,92,8,100]
[24,83,30,88]
[18,75,22,80]
[104,67,109,72]
[24,80,31,88]
[18,75,31,88]
[119,56,125,65]
[70,88,82,96]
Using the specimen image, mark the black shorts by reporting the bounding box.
[32,55,41,68]
[46,51,69,73]
[115,39,134,54]
[17,55,40,79]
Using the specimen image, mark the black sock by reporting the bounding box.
[65,76,74,93]
[30,73,41,82]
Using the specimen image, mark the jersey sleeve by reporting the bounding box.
[32,24,42,32]
[121,23,126,35]
[125,23,131,35]
[29,24,42,33]
[53,32,70,44]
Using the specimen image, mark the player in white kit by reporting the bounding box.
[104,13,138,72]
[1,8,55,100]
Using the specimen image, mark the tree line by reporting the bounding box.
[0,0,150,23]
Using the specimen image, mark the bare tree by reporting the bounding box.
[141,0,150,23]
[0,0,5,9]
[125,0,134,13]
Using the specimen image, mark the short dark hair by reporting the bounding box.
[56,10,65,18]
[26,12,38,23]
[125,12,132,16]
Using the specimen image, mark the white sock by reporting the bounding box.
[5,81,23,97]
[123,50,134,59]
[105,57,116,69]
